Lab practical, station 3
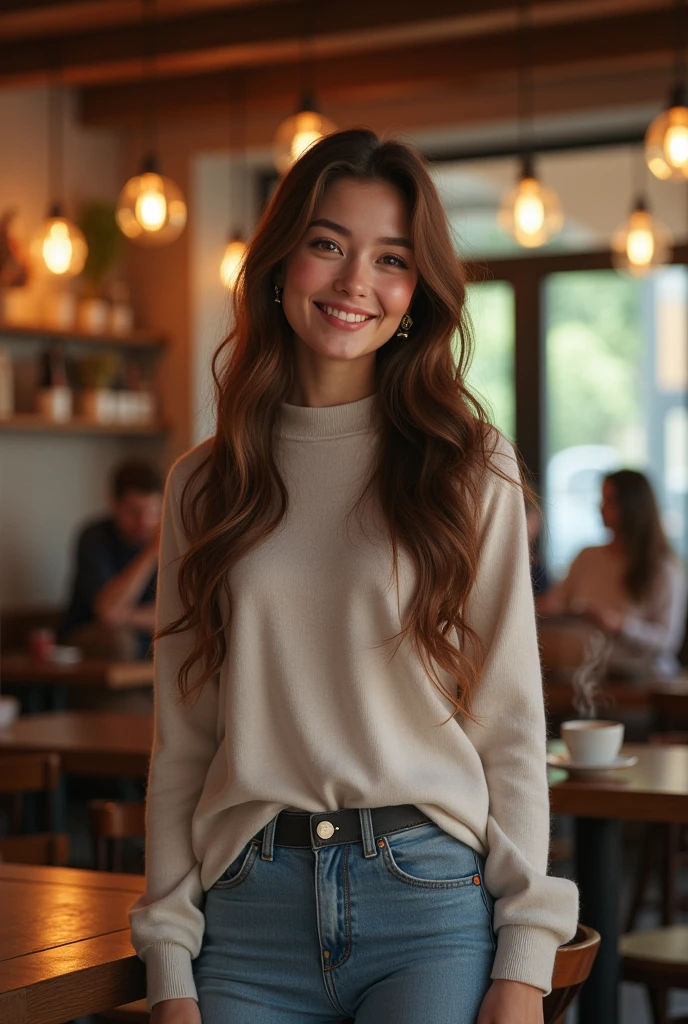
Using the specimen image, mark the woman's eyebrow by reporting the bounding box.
[308,217,412,249]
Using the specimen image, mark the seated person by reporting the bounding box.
[538,469,687,678]
[59,459,163,661]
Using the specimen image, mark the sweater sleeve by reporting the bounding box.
[461,436,579,994]
[619,558,688,657]
[128,459,220,1010]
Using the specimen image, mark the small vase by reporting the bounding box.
[77,298,109,334]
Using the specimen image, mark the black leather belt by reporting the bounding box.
[254,804,433,850]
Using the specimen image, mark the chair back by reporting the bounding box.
[543,924,601,1024]
[0,752,61,832]
[89,799,146,872]
[0,832,70,865]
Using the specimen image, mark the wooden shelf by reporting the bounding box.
[0,414,169,437]
[0,323,166,350]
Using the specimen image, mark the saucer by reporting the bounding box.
[546,752,638,772]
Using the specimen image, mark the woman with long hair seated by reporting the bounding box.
[538,469,687,677]
[129,128,578,1024]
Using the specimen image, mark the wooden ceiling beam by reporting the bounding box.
[0,0,673,88]
[80,6,676,127]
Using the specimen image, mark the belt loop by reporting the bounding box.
[358,807,378,858]
[261,813,279,861]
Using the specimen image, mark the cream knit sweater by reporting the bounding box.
[129,393,579,1008]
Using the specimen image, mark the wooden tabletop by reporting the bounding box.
[0,863,146,1024]
[549,742,688,823]
[1,653,154,690]
[0,712,153,776]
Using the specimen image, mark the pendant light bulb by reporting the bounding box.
[273,97,337,173]
[31,203,87,277]
[612,198,673,275]
[498,157,563,248]
[220,234,247,290]
[645,85,688,180]
[116,155,187,245]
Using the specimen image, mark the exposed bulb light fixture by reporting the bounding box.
[32,84,88,277]
[645,83,688,180]
[116,154,187,245]
[498,155,563,248]
[273,99,337,173]
[611,197,673,275]
[32,202,87,277]
[220,234,247,290]
[115,0,187,246]
[498,1,563,248]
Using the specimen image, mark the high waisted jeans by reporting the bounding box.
[193,808,496,1023]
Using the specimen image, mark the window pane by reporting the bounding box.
[544,266,688,577]
[462,281,516,440]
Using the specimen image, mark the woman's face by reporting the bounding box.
[600,479,621,533]
[279,177,418,367]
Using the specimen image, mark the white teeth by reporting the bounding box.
[322,304,371,323]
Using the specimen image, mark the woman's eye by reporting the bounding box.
[379,253,409,269]
[308,238,342,254]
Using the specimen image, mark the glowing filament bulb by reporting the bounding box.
[134,174,167,230]
[42,220,73,275]
[665,123,688,169]
[514,187,546,236]
[626,225,655,267]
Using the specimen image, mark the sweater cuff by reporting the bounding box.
[144,941,198,1010]
[491,924,561,996]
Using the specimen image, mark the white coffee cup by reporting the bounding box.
[561,719,624,765]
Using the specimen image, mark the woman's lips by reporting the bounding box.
[314,302,377,331]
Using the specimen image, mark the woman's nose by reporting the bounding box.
[334,257,370,296]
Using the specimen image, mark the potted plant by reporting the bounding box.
[77,201,122,333]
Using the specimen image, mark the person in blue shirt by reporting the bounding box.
[59,459,163,661]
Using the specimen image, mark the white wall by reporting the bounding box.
[191,152,262,445]
[0,86,158,610]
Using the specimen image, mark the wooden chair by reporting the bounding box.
[90,800,148,1023]
[340,924,600,1024]
[0,752,69,865]
[89,799,146,872]
[621,925,688,1024]
[625,691,688,932]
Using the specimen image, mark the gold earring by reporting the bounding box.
[274,284,283,304]
[396,313,413,338]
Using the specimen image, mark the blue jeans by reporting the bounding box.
[193,808,496,1023]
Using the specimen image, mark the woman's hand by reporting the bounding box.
[150,997,201,1024]
[477,979,544,1023]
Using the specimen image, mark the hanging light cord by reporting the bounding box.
[47,81,64,215]
[675,0,687,90]
[300,0,316,110]
[141,0,158,166]
[228,72,247,236]
[516,0,534,170]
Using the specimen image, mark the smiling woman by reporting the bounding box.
[130,128,578,1024]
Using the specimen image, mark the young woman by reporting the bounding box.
[130,129,578,1024]
[538,469,687,677]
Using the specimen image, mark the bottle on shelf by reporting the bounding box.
[35,346,73,422]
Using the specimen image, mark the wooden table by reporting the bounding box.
[0,711,153,777]
[0,862,146,1024]
[1,653,154,711]
[549,742,688,1024]
[545,673,688,717]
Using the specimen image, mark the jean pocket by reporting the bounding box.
[211,838,260,890]
[380,823,485,890]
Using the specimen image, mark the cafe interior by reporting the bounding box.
[1,1,688,1022]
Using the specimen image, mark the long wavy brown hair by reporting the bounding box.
[157,128,523,723]
[604,469,672,600]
